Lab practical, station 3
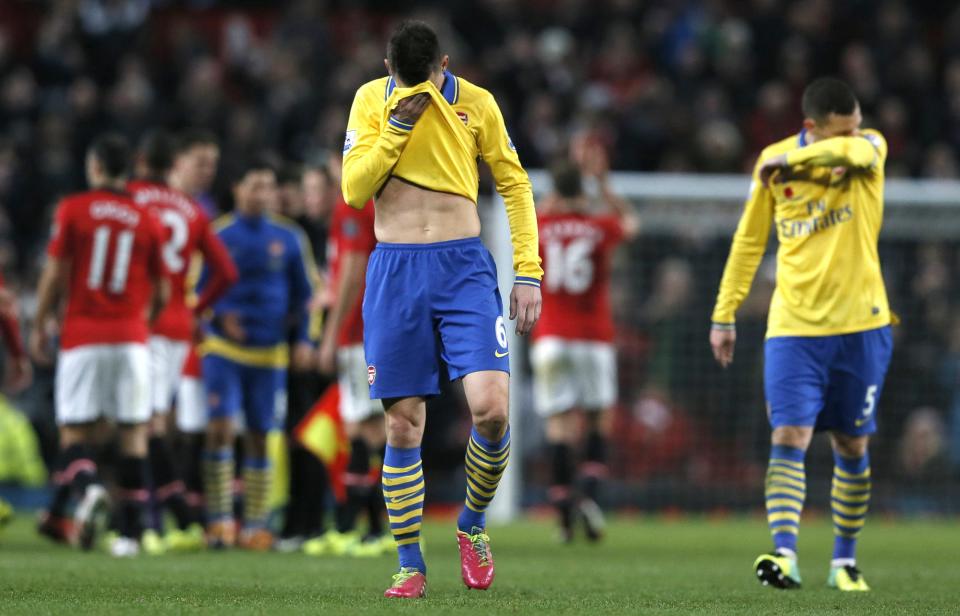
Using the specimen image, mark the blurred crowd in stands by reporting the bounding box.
[0,0,959,512]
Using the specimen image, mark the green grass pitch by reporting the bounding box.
[0,515,956,615]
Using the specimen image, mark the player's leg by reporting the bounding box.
[531,337,579,541]
[435,239,510,590]
[382,396,428,598]
[755,336,829,589]
[113,422,149,557]
[175,349,207,534]
[823,326,892,592]
[457,370,509,590]
[109,343,153,557]
[201,354,241,548]
[50,345,109,550]
[577,341,618,541]
[362,242,436,597]
[145,337,193,538]
[236,365,286,551]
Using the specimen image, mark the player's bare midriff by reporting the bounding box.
[374,176,480,244]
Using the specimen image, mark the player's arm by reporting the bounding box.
[478,91,542,335]
[341,85,430,209]
[31,202,72,365]
[758,131,887,185]
[30,256,65,366]
[193,220,239,315]
[583,140,640,239]
[709,162,775,368]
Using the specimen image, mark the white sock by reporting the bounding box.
[831,557,856,568]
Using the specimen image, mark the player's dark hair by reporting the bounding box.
[802,78,858,121]
[138,129,175,174]
[551,159,583,199]
[234,155,277,184]
[174,128,219,156]
[387,20,441,86]
[88,133,131,179]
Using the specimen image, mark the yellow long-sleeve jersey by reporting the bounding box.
[712,128,891,337]
[341,71,542,284]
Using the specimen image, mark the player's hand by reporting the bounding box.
[757,153,788,186]
[709,325,736,368]
[317,334,337,376]
[291,342,314,373]
[392,93,431,126]
[510,283,542,336]
[3,355,32,394]
[29,323,52,367]
[220,313,246,343]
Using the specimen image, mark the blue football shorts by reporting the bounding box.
[362,237,510,400]
[202,353,287,433]
[764,326,893,436]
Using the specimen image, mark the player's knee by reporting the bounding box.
[385,410,423,448]
[832,433,868,458]
[472,395,509,441]
[205,418,234,450]
[771,426,813,450]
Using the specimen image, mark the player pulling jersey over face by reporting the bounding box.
[342,20,541,598]
[710,78,892,592]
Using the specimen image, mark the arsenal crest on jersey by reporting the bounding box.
[457,111,468,126]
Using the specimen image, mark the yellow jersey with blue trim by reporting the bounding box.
[712,128,891,337]
[341,71,542,285]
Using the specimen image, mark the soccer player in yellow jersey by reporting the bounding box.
[710,78,892,592]
[341,21,542,598]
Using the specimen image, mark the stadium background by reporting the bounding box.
[0,0,958,521]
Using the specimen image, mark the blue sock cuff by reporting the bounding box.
[204,448,232,462]
[470,426,510,452]
[834,451,869,474]
[384,445,422,468]
[770,445,805,463]
[245,457,270,471]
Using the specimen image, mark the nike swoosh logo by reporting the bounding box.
[854,418,870,427]
[495,350,509,358]
[390,492,421,505]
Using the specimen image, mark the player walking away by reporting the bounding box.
[30,133,169,557]
[200,160,316,551]
[532,150,639,543]
[167,130,222,526]
[710,78,893,592]
[314,193,389,557]
[342,21,542,598]
[128,130,238,554]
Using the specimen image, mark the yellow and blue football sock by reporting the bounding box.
[383,445,425,572]
[243,457,271,529]
[831,451,870,566]
[203,447,234,522]
[458,427,510,533]
[765,444,806,558]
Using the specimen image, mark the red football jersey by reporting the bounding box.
[327,198,376,346]
[47,189,165,349]
[533,212,625,342]
[128,180,233,341]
